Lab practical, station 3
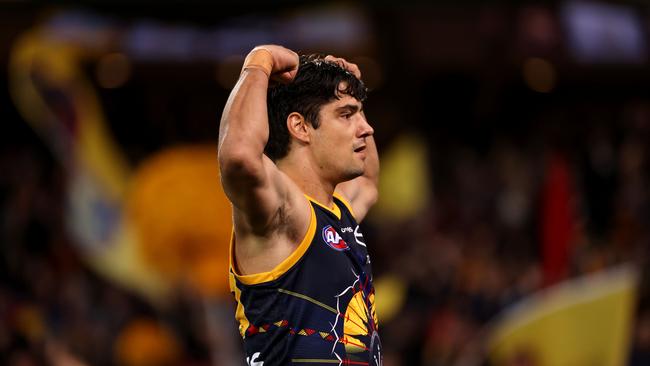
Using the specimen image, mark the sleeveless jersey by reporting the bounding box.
[229,193,382,365]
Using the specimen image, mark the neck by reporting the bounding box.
[277,153,336,207]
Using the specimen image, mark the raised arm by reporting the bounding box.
[217,45,299,233]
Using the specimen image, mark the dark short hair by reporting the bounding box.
[265,54,367,161]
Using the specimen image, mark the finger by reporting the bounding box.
[324,55,361,79]
[326,56,346,69]
[342,60,361,79]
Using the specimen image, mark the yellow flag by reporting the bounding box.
[373,134,431,221]
[487,265,638,366]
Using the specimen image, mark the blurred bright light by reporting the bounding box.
[122,6,371,62]
[279,6,370,52]
[562,1,647,64]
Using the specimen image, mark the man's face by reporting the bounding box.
[310,89,374,183]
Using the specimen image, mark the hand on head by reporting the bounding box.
[242,45,362,83]
[323,55,362,79]
[242,45,299,83]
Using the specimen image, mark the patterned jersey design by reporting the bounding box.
[229,195,382,365]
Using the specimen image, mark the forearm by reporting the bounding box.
[356,135,379,212]
[363,135,379,189]
[218,69,270,162]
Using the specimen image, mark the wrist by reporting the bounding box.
[241,48,274,77]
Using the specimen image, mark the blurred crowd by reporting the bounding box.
[371,101,650,365]
[0,134,233,365]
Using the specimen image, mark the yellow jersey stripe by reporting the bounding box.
[304,194,341,219]
[278,288,338,314]
[333,191,356,220]
[230,204,317,285]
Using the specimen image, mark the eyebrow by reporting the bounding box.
[334,104,363,114]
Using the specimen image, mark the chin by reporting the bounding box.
[342,167,364,181]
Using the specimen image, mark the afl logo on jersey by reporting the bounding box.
[322,225,349,251]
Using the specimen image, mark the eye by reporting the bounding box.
[341,113,353,119]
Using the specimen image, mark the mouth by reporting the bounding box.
[354,145,366,153]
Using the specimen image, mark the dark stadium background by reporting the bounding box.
[2,1,650,365]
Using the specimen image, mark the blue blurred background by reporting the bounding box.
[2,1,650,365]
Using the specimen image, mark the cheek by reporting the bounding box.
[315,126,338,147]
[312,123,350,156]
[312,131,336,162]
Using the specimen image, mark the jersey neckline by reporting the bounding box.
[304,194,342,219]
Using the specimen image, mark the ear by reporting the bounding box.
[286,112,310,143]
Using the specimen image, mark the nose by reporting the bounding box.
[359,116,374,137]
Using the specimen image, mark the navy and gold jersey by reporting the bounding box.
[229,193,382,365]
